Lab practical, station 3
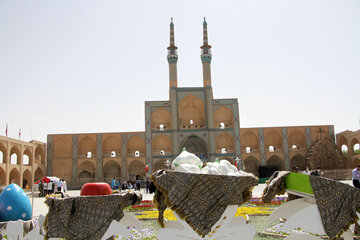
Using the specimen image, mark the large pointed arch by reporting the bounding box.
[23,148,32,165]
[9,168,20,185]
[78,136,96,158]
[241,131,259,152]
[22,169,32,188]
[35,145,45,164]
[181,135,208,159]
[54,136,72,158]
[127,135,146,157]
[244,156,259,176]
[128,159,146,179]
[350,138,360,154]
[34,167,44,182]
[213,107,233,129]
[103,135,121,157]
[103,160,121,181]
[178,94,206,128]
[10,145,21,165]
[215,133,234,154]
[291,154,306,170]
[267,155,284,171]
[151,108,171,130]
[265,130,282,150]
[0,142,7,164]
[152,134,172,156]
[78,160,96,183]
[0,167,6,185]
[289,129,306,149]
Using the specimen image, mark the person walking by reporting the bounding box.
[352,165,360,189]
[136,178,141,191]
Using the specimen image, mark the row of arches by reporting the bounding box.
[0,143,45,165]
[0,167,44,188]
[338,135,360,155]
[241,129,309,154]
[151,98,234,131]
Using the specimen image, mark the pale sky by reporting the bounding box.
[0,0,359,143]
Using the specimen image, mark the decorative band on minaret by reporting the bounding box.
[201,17,212,87]
[167,18,178,88]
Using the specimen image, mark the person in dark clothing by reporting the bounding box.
[310,166,322,176]
[145,178,150,194]
[149,181,156,194]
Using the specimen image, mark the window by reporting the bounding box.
[269,146,275,152]
[292,145,298,151]
[135,151,140,157]
[219,122,225,129]
[159,124,164,131]
[10,153,17,164]
[86,152,92,158]
[221,148,227,154]
[245,147,251,154]
[23,155,30,165]
[354,143,360,154]
[160,150,165,156]
[0,151,3,163]
[341,145,348,155]
[111,151,116,157]
[190,120,193,125]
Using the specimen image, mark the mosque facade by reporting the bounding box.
[45,20,339,187]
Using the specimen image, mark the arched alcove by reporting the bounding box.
[291,154,306,171]
[78,137,96,159]
[23,148,32,165]
[127,135,146,157]
[215,133,234,154]
[213,107,233,129]
[244,156,259,176]
[128,160,146,179]
[0,143,6,164]
[151,108,171,130]
[289,129,306,149]
[35,146,45,164]
[267,155,284,171]
[178,95,206,129]
[103,160,121,181]
[22,169,32,188]
[78,161,95,183]
[10,146,21,165]
[9,168,20,185]
[265,130,282,151]
[341,144,349,155]
[0,167,6,185]
[103,135,121,158]
[181,135,207,160]
[242,131,259,152]
[152,134,172,156]
[34,168,44,182]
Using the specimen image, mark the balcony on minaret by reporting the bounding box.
[201,48,211,55]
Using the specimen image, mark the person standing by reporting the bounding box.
[352,165,360,189]
[111,178,116,190]
[43,181,48,195]
[39,180,44,197]
[145,178,150,194]
[310,166,322,176]
[56,180,63,192]
[136,178,141,191]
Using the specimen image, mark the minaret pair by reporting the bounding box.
[167,18,212,89]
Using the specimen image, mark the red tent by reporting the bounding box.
[34,176,60,184]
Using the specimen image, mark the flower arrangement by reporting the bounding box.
[118,227,157,240]
[131,200,155,210]
[249,197,286,205]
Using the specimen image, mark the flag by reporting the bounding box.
[242,161,246,171]
[145,164,149,173]
[5,123,8,137]
[19,128,21,139]
[234,161,238,169]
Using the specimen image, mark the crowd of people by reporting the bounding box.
[291,166,323,176]
[38,179,67,197]
[110,178,156,194]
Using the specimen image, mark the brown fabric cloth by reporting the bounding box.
[151,170,258,237]
[262,171,290,203]
[309,176,360,239]
[44,192,142,240]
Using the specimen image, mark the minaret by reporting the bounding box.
[200,17,212,87]
[167,18,178,88]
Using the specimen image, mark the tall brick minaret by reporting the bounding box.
[167,18,178,89]
[200,18,212,87]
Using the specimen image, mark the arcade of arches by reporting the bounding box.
[0,135,46,187]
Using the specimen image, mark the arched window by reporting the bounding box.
[292,145,298,151]
[86,152,92,158]
[0,151,3,163]
[221,148,227,154]
[135,150,140,157]
[111,151,116,157]
[341,145,348,155]
[245,147,251,154]
[269,146,275,153]
[11,153,17,165]
[219,122,225,129]
[354,143,360,154]
[23,155,30,165]
[190,120,193,125]
[160,150,165,156]
[159,124,165,131]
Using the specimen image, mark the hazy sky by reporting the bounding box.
[0,0,359,143]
